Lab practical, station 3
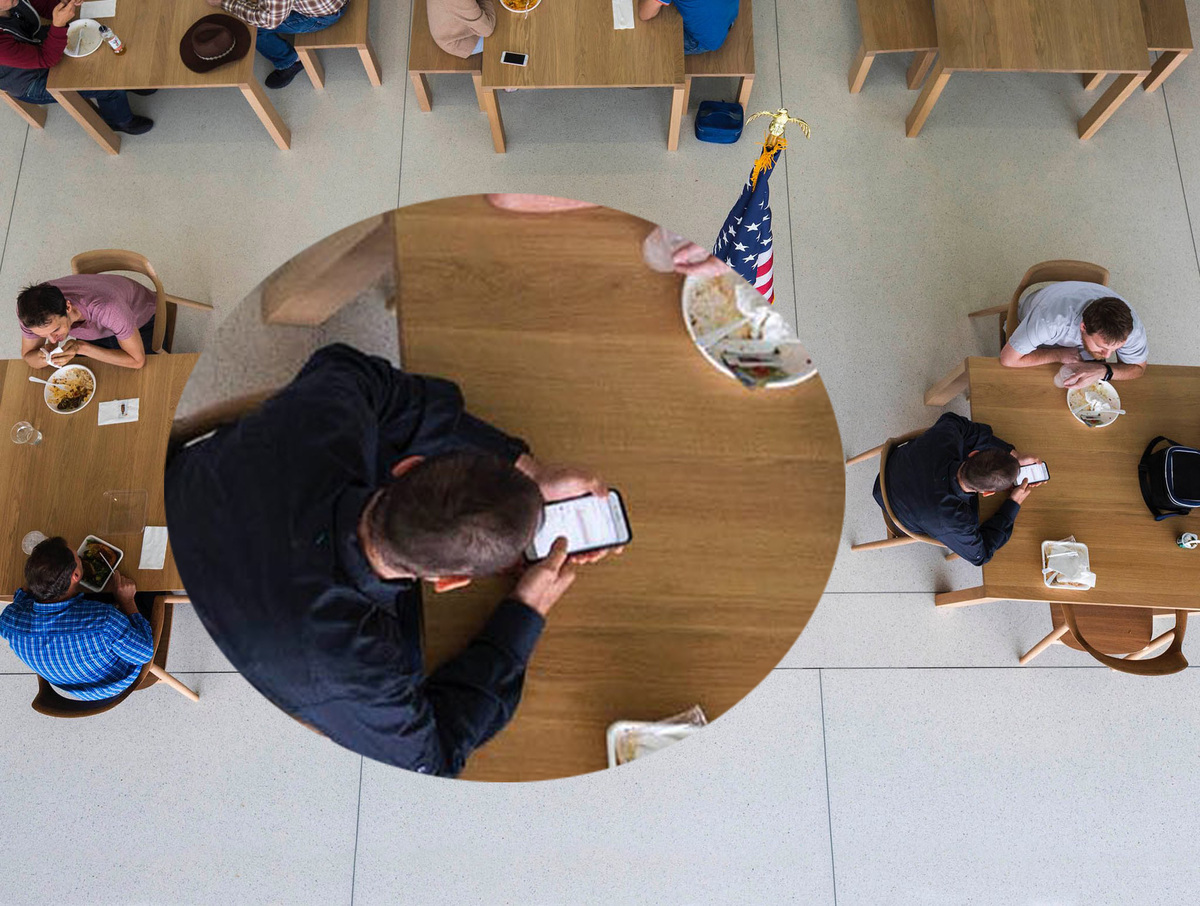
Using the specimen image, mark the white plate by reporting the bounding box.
[1067,379,1121,428]
[65,19,103,58]
[681,274,817,389]
[43,363,97,415]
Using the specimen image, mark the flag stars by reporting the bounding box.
[733,241,748,252]
[745,222,760,232]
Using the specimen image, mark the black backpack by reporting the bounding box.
[1138,436,1200,520]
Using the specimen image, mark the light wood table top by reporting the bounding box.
[932,357,1200,611]
[392,196,844,781]
[481,0,684,88]
[0,354,196,594]
[906,0,1151,139]
[474,0,686,152]
[934,0,1150,72]
[47,1,289,153]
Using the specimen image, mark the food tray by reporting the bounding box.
[77,534,124,593]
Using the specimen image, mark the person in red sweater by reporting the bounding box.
[0,0,154,134]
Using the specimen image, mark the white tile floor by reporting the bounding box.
[2,0,1200,902]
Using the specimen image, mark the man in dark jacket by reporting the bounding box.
[0,0,153,134]
[166,344,612,777]
[873,413,1044,566]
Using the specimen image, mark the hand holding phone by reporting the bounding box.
[1014,461,1050,486]
[525,490,632,561]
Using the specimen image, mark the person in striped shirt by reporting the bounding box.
[0,536,153,700]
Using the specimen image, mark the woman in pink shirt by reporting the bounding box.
[17,275,158,370]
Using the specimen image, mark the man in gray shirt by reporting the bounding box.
[1000,281,1148,386]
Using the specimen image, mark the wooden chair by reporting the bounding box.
[681,0,755,113]
[1020,603,1188,675]
[848,0,939,94]
[71,249,213,354]
[968,259,1110,352]
[294,0,382,89]
[1084,0,1192,94]
[407,0,486,113]
[846,429,960,561]
[2,92,47,129]
[30,595,199,717]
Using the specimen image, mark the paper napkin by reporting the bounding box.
[612,0,635,30]
[97,398,139,425]
[139,526,168,571]
[79,0,116,18]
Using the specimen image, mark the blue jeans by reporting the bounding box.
[91,315,156,355]
[16,70,133,127]
[256,7,348,69]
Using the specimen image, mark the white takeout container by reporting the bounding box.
[1040,539,1092,589]
[1067,379,1121,428]
[65,19,103,57]
[76,534,124,593]
[681,275,817,389]
[43,364,97,415]
[606,720,704,768]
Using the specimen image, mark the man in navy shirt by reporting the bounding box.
[165,344,611,777]
[638,0,739,55]
[873,413,1043,566]
[1,537,154,700]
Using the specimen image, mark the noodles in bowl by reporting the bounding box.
[44,364,97,414]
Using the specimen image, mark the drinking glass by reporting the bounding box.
[21,531,47,555]
[11,421,42,445]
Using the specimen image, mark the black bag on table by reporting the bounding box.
[1138,436,1200,520]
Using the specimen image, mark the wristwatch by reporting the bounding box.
[1103,362,1114,382]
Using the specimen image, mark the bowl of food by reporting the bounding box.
[1067,380,1121,428]
[43,364,96,415]
[65,18,103,57]
[682,274,817,389]
[76,535,123,593]
[499,0,541,11]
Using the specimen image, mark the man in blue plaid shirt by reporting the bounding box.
[0,536,154,700]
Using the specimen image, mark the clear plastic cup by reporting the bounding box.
[11,421,42,445]
[21,531,47,555]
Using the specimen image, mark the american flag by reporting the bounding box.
[713,147,780,304]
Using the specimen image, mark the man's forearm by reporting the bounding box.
[1000,345,1064,368]
[1111,361,1146,380]
[78,342,143,369]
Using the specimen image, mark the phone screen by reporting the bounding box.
[501,51,528,66]
[526,491,631,560]
[1015,462,1049,485]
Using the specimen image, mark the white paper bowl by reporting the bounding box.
[76,535,124,593]
[1067,379,1121,428]
[43,364,97,415]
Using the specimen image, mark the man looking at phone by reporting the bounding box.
[874,413,1044,566]
[0,0,155,134]
[17,275,158,370]
[165,343,612,777]
[0,537,153,700]
[999,281,1148,387]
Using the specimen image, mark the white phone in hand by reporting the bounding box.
[525,490,632,561]
[1015,462,1049,485]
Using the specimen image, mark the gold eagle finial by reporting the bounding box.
[746,108,811,141]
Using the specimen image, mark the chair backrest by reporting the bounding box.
[878,428,943,545]
[30,595,168,718]
[1004,259,1110,341]
[1061,604,1189,676]
[71,249,168,353]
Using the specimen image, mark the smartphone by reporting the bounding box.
[501,51,528,66]
[525,490,632,561]
[1015,462,1050,486]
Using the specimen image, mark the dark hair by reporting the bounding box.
[1081,297,1134,345]
[24,536,77,603]
[961,448,1019,493]
[367,451,544,577]
[16,283,69,329]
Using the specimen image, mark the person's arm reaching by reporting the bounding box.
[106,574,155,665]
[941,496,1022,566]
[638,0,666,20]
[933,412,1013,456]
[0,0,73,68]
[468,0,496,37]
[72,332,147,369]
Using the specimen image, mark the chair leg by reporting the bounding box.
[907,51,936,89]
[848,42,875,94]
[148,665,199,702]
[736,75,753,108]
[358,39,383,87]
[845,443,885,466]
[681,75,693,115]
[1019,624,1069,665]
[851,536,920,552]
[1144,50,1188,93]
[297,47,325,89]
[944,550,959,561]
[1126,630,1175,660]
[410,71,433,112]
[2,93,47,129]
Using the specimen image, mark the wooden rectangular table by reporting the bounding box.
[48,1,290,155]
[907,0,1152,140]
[926,357,1200,610]
[393,196,844,780]
[478,0,686,153]
[0,354,196,595]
